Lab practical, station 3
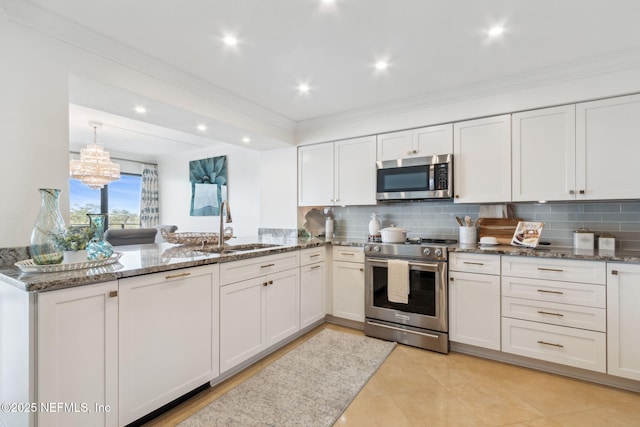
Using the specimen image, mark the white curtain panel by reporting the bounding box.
[140,164,159,228]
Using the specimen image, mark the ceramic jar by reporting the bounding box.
[368,213,381,237]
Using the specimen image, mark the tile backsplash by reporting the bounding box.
[327,201,640,250]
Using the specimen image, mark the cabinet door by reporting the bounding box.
[512,105,576,202]
[449,271,501,350]
[607,263,640,381]
[332,260,365,322]
[577,94,640,200]
[335,136,377,205]
[220,278,265,373]
[300,262,325,328]
[298,142,334,206]
[413,123,453,157]
[265,268,300,346]
[454,114,511,203]
[119,266,216,426]
[37,281,118,427]
[376,130,413,161]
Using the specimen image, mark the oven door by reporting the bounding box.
[365,257,447,332]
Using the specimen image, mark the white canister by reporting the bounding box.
[598,233,616,251]
[574,228,594,250]
[459,226,477,245]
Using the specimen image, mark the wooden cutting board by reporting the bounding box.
[476,218,523,244]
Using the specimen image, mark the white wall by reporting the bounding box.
[259,147,298,230]
[157,146,261,237]
[0,18,292,247]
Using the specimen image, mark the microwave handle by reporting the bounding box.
[429,164,435,191]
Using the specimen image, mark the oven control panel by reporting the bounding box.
[364,243,447,261]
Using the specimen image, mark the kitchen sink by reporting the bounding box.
[199,243,282,254]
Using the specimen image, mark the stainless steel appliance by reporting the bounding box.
[364,239,450,353]
[376,154,453,201]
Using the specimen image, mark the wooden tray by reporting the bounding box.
[477,218,523,245]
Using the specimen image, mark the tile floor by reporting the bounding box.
[147,324,640,426]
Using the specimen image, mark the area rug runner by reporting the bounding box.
[179,328,396,427]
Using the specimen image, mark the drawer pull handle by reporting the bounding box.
[263,281,268,287]
[109,290,118,298]
[165,272,191,279]
[359,268,364,272]
[537,310,564,317]
[261,263,275,268]
[340,252,355,256]
[463,261,485,266]
[611,270,618,275]
[537,267,564,273]
[537,340,564,348]
[310,254,321,258]
[537,289,564,295]
[310,265,321,270]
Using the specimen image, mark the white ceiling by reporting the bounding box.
[7,0,640,154]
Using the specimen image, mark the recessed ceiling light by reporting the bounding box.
[322,0,336,4]
[297,83,311,94]
[374,60,389,71]
[223,35,238,46]
[134,106,146,113]
[488,26,505,37]
[242,137,251,143]
[197,124,207,131]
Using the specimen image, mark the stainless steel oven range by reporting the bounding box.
[364,240,450,354]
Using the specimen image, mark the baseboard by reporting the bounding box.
[325,314,364,331]
[451,342,640,393]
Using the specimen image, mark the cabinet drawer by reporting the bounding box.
[502,256,605,284]
[220,251,300,285]
[502,297,606,332]
[300,247,327,266]
[502,276,605,308]
[333,246,364,263]
[502,318,606,373]
[450,253,500,275]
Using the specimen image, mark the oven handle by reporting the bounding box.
[366,258,443,271]
[366,320,440,340]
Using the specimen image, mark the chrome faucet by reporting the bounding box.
[218,200,232,248]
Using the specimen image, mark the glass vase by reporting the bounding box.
[86,213,114,260]
[29,188,65,265]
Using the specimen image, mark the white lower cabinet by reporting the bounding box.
[37,281,119,427]
[501,256,606,373]
[300,247,326,329]
[607,263,640,381]
[219,264,300,373]
[448,253,501,350]
[332,247,364,322]
[118,265,219,426]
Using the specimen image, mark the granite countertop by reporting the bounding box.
[0,236,329,293]
[450,243,640,263]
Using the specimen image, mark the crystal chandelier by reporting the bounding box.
[70,122,120,189]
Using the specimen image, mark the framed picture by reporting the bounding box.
[511,221,544,248]
[189,155,227,216]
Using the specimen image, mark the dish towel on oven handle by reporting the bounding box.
[387,259,409,304]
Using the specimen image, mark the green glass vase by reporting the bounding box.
[87,213,114,260]
[29,188,65,265]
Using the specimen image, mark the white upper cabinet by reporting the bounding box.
[298,136,376,206]
[334,136,376,206]
[512,105,576,202]
[298,142,334,206]
[454,114,511,203]
[576,93,640,200]
[377,124,453,161]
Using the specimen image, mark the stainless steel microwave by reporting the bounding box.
[376,154,453,201]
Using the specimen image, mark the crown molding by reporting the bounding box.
[297,46,640,135]
[0,0,295,134]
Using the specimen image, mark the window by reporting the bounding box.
[69,174,142,229]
